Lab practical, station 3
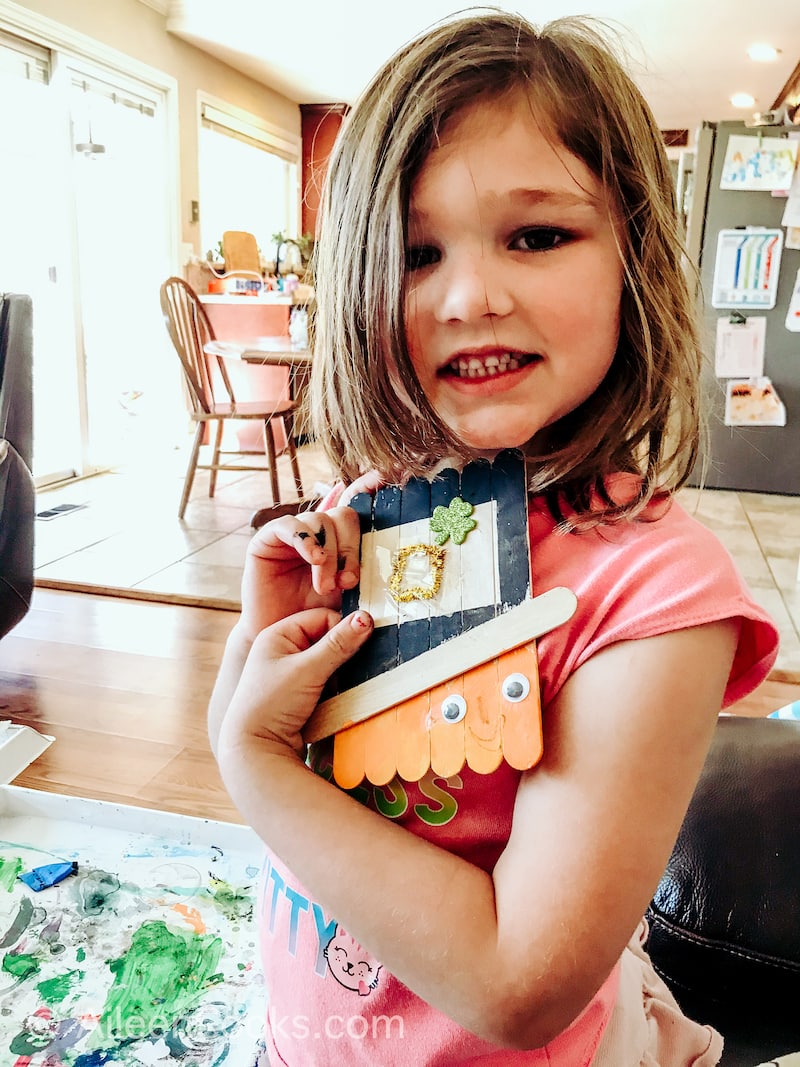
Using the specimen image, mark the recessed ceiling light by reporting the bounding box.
[731,92,756,109]
[747,42,780,62]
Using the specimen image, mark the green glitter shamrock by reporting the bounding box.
[430,497,477,545]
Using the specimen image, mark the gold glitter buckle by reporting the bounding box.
[388,544,446,603]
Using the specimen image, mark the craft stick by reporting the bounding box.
[342,486,402,690]
[305,586,577,743]
[335,490,375,696]
[459,458,497,629]
[340,490,373,619]
[492,450,531,607]
[332,722,368,789]
[464,658,504,775]
[363,708,400,787]
[397,476,432,666]
[429,677,467,778]
[394,690,433,782]
[499,642,544,771]
[428,467,462,650]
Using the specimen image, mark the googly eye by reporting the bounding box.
[441,694,467,723]
[501,673,530,703]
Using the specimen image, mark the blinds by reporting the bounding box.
[0,28,50,84]
[201,102,297,162]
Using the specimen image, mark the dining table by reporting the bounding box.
[204,334,312,399]
[204,334,311,367]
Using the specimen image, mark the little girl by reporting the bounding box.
[209,12,779,1065]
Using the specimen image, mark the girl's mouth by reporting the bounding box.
[441,352,540,380]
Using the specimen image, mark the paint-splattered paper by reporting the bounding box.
[0,786,266,1065]
[720,134,799,192]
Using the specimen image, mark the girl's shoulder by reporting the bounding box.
[528,479,779,710]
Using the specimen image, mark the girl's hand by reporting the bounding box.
[240,507,363,641]
[218,607,374,760]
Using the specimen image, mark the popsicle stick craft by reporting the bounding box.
[304,450,577,787]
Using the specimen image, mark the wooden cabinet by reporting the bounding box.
[300,104,349,236]
[199,294,291,338]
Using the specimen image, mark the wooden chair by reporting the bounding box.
[160,276,303,519]
[221,230,261,275]
[212,230,263,293]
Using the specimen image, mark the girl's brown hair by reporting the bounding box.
[309,9,702,526]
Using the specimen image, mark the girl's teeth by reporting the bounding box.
[454,354,520,378]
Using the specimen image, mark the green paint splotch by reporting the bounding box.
[208,877,253,922]
[0,855,23,892]
[37,968,85,1004]
[2,951,40,981]
[92,919,223,1048]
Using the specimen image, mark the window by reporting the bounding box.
[198,100,300,264]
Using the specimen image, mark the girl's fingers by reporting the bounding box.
[339,470,384,506]
[325,506,362,589]
[289,610,374,683]
[249,507,362,595]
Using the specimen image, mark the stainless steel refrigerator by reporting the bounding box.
[685,119,799,495]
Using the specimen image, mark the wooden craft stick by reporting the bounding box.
[394,691,433,783]
[332,721,367,790]
[463,658,504,775]
[429,676,467,778]
[305,586,577,743]
[428,467,463,649]
[499,643,544,770]
[363,707,400,787]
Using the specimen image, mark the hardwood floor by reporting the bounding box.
[2,587,798,826]
[0,587,241,822]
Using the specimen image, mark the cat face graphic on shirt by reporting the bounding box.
[324,927,382,996]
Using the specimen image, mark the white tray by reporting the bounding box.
[0,721,54,784]
[0,785,266,1063]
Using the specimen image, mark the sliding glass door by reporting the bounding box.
[0,31,83,483]
[0,26,178,486]
[69,65,181,472]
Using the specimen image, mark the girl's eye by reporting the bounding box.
[405,245,440,271]
[511,228,571,253]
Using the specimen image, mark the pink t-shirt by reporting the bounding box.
[258,491,779,1066]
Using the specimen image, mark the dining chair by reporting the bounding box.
[221,230,261,274]
[159,276,304,519]
[218,230,263,292]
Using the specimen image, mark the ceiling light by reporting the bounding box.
[747,43,780,62]
[731,92,756,109]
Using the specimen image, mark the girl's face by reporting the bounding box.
[403,94,624,454]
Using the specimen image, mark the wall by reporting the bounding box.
[7,0,301,250]
[300,103,348,238]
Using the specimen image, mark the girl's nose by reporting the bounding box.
[437,253,513,323]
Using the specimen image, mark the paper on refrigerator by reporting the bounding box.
[714,315,766,377]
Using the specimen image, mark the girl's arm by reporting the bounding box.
[216,610,737,1050]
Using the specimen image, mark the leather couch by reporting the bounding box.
[647,715,800,1066]
[0,292,34,639]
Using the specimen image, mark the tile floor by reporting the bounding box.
[33,442,800,678]
[33,439,336,607]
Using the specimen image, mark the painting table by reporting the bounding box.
[0,786,266,1064]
